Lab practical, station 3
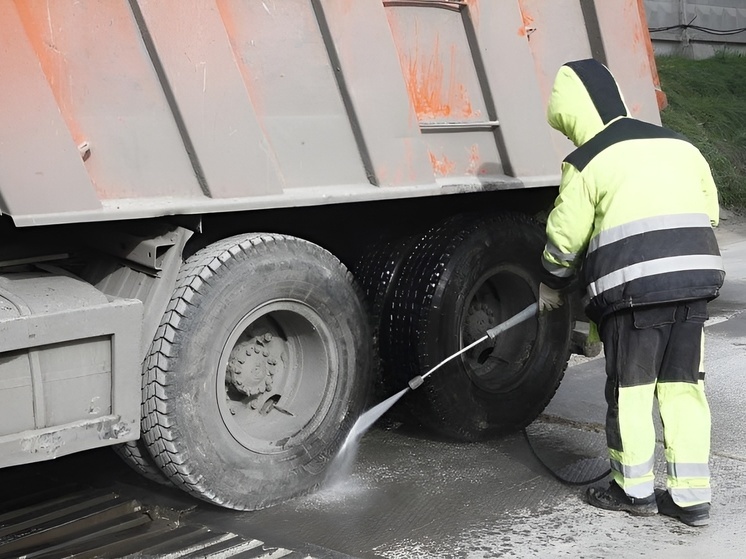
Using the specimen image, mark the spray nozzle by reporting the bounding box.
[408,375,424,390]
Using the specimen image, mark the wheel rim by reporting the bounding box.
[216,300,338,454]
[460,265,538,393]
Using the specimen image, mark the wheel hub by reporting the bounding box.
[464,294,501,365]
[217,302,337,454]
[226,333,281,397]
[461,267,538,392]
[465,301,498,342]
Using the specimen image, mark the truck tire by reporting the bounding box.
[141,233,371,510]
[384,213,572,440]
[352,233,421,398]
[113,440,171,486]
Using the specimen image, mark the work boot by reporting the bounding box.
[655,489,710,527]
[586,481,658,516]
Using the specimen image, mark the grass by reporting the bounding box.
[656,53,746,210]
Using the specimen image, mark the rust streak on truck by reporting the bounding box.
[517,5,535,37]
[12,1,86,148]
[387,19,476,121]
[429,150,457,176]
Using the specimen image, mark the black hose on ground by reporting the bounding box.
[520,427,611,486]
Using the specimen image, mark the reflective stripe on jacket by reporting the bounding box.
[542,59,724,322]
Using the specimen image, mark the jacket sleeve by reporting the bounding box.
[542,163,596,289]
[699,155,720,227]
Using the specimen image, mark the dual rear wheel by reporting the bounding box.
[361,213,572,440]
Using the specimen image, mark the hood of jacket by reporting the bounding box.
[547,59,630,147]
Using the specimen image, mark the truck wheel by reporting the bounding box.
[384,213,572,440]
[141,233,371,510]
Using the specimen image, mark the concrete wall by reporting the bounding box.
[645,0,746,58]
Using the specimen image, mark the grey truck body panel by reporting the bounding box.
[0,0,660,226]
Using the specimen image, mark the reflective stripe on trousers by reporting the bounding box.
[659,378,712,506]
[608,385,656,499]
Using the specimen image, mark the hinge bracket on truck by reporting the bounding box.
[83,225,194,360]
[86,226,191,275]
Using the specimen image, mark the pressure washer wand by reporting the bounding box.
[407,302,539,390]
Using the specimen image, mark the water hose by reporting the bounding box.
[521,428,610,486]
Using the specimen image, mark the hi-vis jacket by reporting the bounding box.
[542,59,725,323]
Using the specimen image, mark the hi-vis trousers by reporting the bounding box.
[600,299,711,506]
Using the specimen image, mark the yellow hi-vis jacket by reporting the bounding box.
[542,59,725,323]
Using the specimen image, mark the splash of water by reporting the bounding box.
[324,386,410,487]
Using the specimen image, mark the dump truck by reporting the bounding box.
[0,0,663,510]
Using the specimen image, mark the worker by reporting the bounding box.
[538,58,724,527]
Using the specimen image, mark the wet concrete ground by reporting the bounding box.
[2,225,744,558]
